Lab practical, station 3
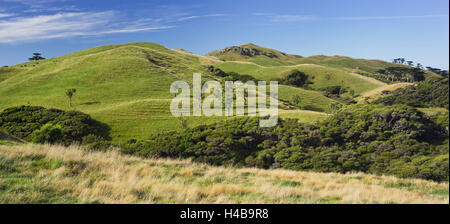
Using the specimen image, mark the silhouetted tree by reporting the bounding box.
[28,53,45,61]
[65,88,77,107]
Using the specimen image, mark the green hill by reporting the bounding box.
[214,62,385,95]
[207,43,419,74]
[207,43,304,66]
[0,42,425,143]
[0,43,228,142]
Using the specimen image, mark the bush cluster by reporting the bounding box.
[122,104,449,181]
[374,78,449,109]
[277,70,312,87]
[0,106,110,145]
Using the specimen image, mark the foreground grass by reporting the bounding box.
[0,144,447,204]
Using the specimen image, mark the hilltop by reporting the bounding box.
[208,43,303,65]
[0,143,447,204]
[208,43,412,73]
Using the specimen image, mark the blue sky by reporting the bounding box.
[0,0,448,69]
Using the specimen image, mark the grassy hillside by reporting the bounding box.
[0,43,336,143]
[0,143,447,204]
[207,43,304,66]
[1,42,434,144]
[0,43,232,142]
[278,85,338,112]
[357,83,413,103]
[207,44,416,74]
[214,62,385,95]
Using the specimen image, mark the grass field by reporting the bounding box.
[214,62,384,95]
[277,85,338,112]
[0,143,447,204]
[0,43,230,142]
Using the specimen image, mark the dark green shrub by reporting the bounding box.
[29,123,63,144]
[278,70,312,87]
[0,105,111,145]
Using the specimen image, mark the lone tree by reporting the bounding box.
[65,88,77,107]
[28,53,45,61]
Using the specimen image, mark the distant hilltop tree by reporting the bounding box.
[392,58,406,64]
[28,53,45,61]
[65,88,77,107]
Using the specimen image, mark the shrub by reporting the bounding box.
[278,70,312,87]
[29,123,63,144]
[321,85,347,97]
[0,106,110,145]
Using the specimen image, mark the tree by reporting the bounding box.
[28,53,45,61]
[65,88,77,107]
[392,58,406,64]
[416,63,423,69]
[279,70,312,87]
[407,61,414,66]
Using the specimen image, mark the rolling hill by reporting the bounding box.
[207,43,304,66]
[208,43,415,73]
[0,43,228,142]
[0,42,422,143]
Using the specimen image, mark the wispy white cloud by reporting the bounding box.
[204,13,229,17]
[177,13,228,21]
[23,5,80,13]
[253,12,449,22]
[0,9,229,43]
[2,0,79,13]
[0,0,231,43]
[252,13,274,16]
[0,11,173,43]
[271,15,316,22]
[177,15,201,21]
[2,0,69,6]
[253,13,315,22]
[334,14,449,20]
[0,13,15,18]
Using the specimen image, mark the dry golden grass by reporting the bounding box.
[357,82,414,103]
[0,144,448,204]
[348,72,388,86]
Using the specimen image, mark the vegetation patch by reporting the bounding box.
[0,106,110,145]
[122,104,449,181]
[374,78,449,109]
